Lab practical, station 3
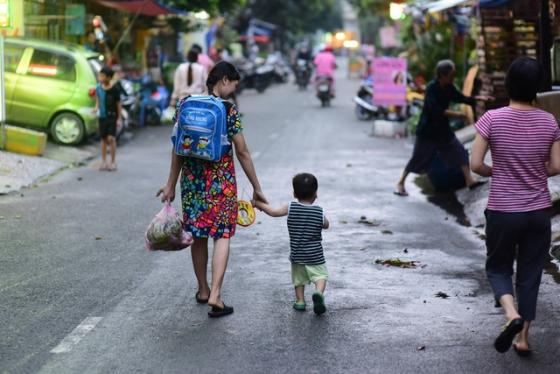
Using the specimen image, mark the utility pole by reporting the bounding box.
[540,0,552,91]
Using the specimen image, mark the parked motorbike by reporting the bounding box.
[116,78,136,140]
[316,76,333,107]
[138,75,169,126]
[294,59,312,90]
[267,52,290,83]
[354,76,380,120]
[236,58,274,94]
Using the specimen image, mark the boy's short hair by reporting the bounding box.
[100,66,114,78]
[505,57,542,103]
[293,173,318,200]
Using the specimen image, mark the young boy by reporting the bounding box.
[254,173,330,315]
[96,66,121,171]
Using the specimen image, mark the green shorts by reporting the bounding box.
[291,263,329,286]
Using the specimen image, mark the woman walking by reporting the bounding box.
[158,62,267,318]
[395,59,490,196]
[170,48,207,107]
[471,57,560,354]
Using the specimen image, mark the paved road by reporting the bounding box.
[1,66,559,374]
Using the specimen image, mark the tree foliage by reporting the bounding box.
[244,0,343,34]
[160,0,245,15]
[348,0,391,17]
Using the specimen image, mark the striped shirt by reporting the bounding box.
[475,107,560,212]
[287,202,325,265]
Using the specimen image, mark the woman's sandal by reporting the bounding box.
[195,291,209,304]
[513,343,532,357]
[494,318,524,353]
[208,303,234,318]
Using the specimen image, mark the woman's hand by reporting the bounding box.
[253,189,268,205]
[156,184,175,203]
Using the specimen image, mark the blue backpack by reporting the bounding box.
[173,96,231,161]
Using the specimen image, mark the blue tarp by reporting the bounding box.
[479,0,511,8]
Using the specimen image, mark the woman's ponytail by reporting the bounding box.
[186,49,199,87]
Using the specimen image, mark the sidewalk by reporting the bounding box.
[0,142,97,194]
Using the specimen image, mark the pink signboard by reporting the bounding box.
[373,57,407,107]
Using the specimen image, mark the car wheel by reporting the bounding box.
[50,112,85,145]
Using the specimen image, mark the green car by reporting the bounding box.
[4,38,104,145]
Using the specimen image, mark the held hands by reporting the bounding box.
[253,190,268,205]
[156,184,175,203]
[475,95,495,102]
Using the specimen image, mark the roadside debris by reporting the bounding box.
[435,292,449,299]
[358,216,381,226]
[403,248,409,253]
[375,258,420,268]
[417,346,426,351]
[381,230,393,235]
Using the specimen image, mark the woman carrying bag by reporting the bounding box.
[158,62,267,318]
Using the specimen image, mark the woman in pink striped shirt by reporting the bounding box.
[471,57,560,355]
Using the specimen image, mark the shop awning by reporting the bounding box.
[422,0,473,13]
[479,0,510,7]
[96,0,186,16]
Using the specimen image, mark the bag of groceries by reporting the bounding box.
[145,202,193,251]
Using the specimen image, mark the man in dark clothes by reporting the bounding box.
[395,60,492,196]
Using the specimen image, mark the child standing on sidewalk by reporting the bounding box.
[254,173,330,315]
[96,66,121,171]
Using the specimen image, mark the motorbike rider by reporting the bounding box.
[313,45,337,97]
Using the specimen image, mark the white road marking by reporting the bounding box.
[50,317,102,354]
[252,151,262,160]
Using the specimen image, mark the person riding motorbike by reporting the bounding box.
[313,46,336,97]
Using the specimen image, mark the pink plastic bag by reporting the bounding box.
[145,202,193,251]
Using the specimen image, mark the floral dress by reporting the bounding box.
[172,97,243,238]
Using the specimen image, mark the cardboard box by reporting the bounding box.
[4,125,47,156]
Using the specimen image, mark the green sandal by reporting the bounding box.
[312,292,326,315]
[293,301,306,311]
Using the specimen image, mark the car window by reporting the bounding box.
[27,49,76,81]
[4,43,25,73]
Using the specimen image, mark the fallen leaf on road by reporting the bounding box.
[417,346,426,351]
[95,236,103,240]
[435,292,449,299]
[358,217,381,226]
[374,258,419,268]
[340,220,348,224]
[381,230,393,235]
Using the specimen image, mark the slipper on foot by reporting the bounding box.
[312,292,326,315]
[494,318,524,353]
[208,304,234,318]
[393,190,409,197]
[513,344,532,357]
[195,291,209,304]
[293,301,306,311]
